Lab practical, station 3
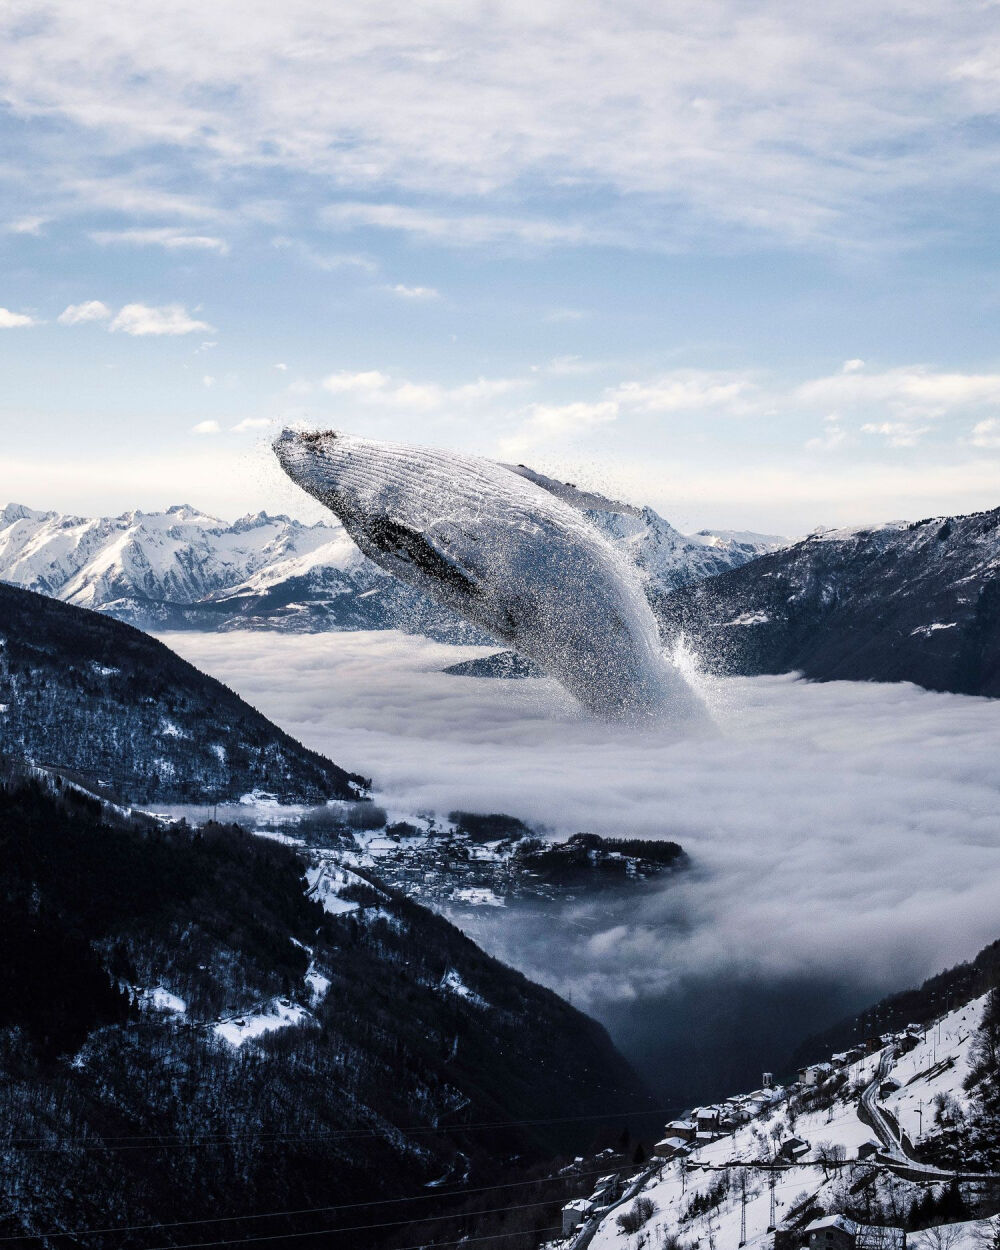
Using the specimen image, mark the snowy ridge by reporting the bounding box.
[0,491,784,636]
[569,996,999,1250]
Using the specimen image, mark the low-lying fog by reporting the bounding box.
[162,629,1000,1104]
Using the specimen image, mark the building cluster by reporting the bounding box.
[558,1163,624,1237]
[652,1084,788,1162]
[560,1021,927,1242]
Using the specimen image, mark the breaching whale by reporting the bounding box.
[273,428,700,720]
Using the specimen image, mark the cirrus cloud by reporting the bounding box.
[3,1,999,252]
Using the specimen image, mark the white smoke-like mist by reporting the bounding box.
[162,629,1000,1015]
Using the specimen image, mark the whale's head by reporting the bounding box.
[273,428,345,508]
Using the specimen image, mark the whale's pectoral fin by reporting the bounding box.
[366,516,481,600]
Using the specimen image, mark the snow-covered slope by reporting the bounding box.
[575,993,1000,1250]
[506,465,785,594]
[657,507,1000,698]
[0,489,784,637]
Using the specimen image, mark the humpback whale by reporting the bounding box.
[273,429,700,720]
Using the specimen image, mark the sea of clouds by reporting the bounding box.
[163,629,1000,1096]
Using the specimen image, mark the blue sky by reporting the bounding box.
[3,0,1000,533]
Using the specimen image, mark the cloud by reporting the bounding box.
[324,203,603,247]
[3,3,998,250]
[861,420,929,447]
[971,418,1000,449]
[320,368,527,412]
[4,216,46,235]
[610,370,758,414]
[162,629,1000,1038]
[270,236,377,272]
[274,363,288,371]
[192,419,221,434]
[795,366,1000,419]
[0,307,37,328]
[541,355,603,376]
[544,308,589,323]
[109,303,214,336]
[806,417,848,452]
[57,300,112,324]
[842,359,865,373]
[91,227,229,253]
[500,400,619,456]
[386,283,440,300]
[230,417,274,433]
[322,369,392,396]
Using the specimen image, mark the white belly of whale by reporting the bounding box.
[274,428,700,720]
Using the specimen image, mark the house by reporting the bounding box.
[561,1198,594,1236]
[779,1136,810,1162]
[804,1214,858,1250]
[845,1047,865,1063]
[857,1140,880,1160]
[589,1175,620,1205]
[800,1216,906,1250]
[653,1136,691,1160]
[664,1119,696,1142]
[897,1032,920,1054]
[693,1106,720,1131]
[799,1063,833,1087]
[879,1076,902,1099]
[695,1130,720,1145]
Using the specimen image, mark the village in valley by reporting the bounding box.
[551,994,1000,1250]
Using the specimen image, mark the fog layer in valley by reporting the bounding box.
[162,630,1000,1101]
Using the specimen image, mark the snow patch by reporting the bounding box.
[213,999,313,1047]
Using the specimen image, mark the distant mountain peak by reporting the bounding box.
[0,488,787,637]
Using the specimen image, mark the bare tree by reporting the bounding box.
[912,1224,964,1250]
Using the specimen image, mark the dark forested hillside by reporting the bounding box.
[655,508,1000,697]
[0,772,655,1249]
[789,934,1000,1072]
[0,581,366,802]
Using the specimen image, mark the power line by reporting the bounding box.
[144,1224,564,1250]
[6,1104,673,1152]
[0,1162,626,1243]
[12,1197,568,1249]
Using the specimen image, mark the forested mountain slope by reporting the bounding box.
[0,772,655,1249]
[0,581,367,803]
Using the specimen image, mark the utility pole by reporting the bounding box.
[916,1100,923,1137]
[768,1171,777,1232]
[739,1180,747,1246]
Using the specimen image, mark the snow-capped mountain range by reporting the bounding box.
[0,489,785,636]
